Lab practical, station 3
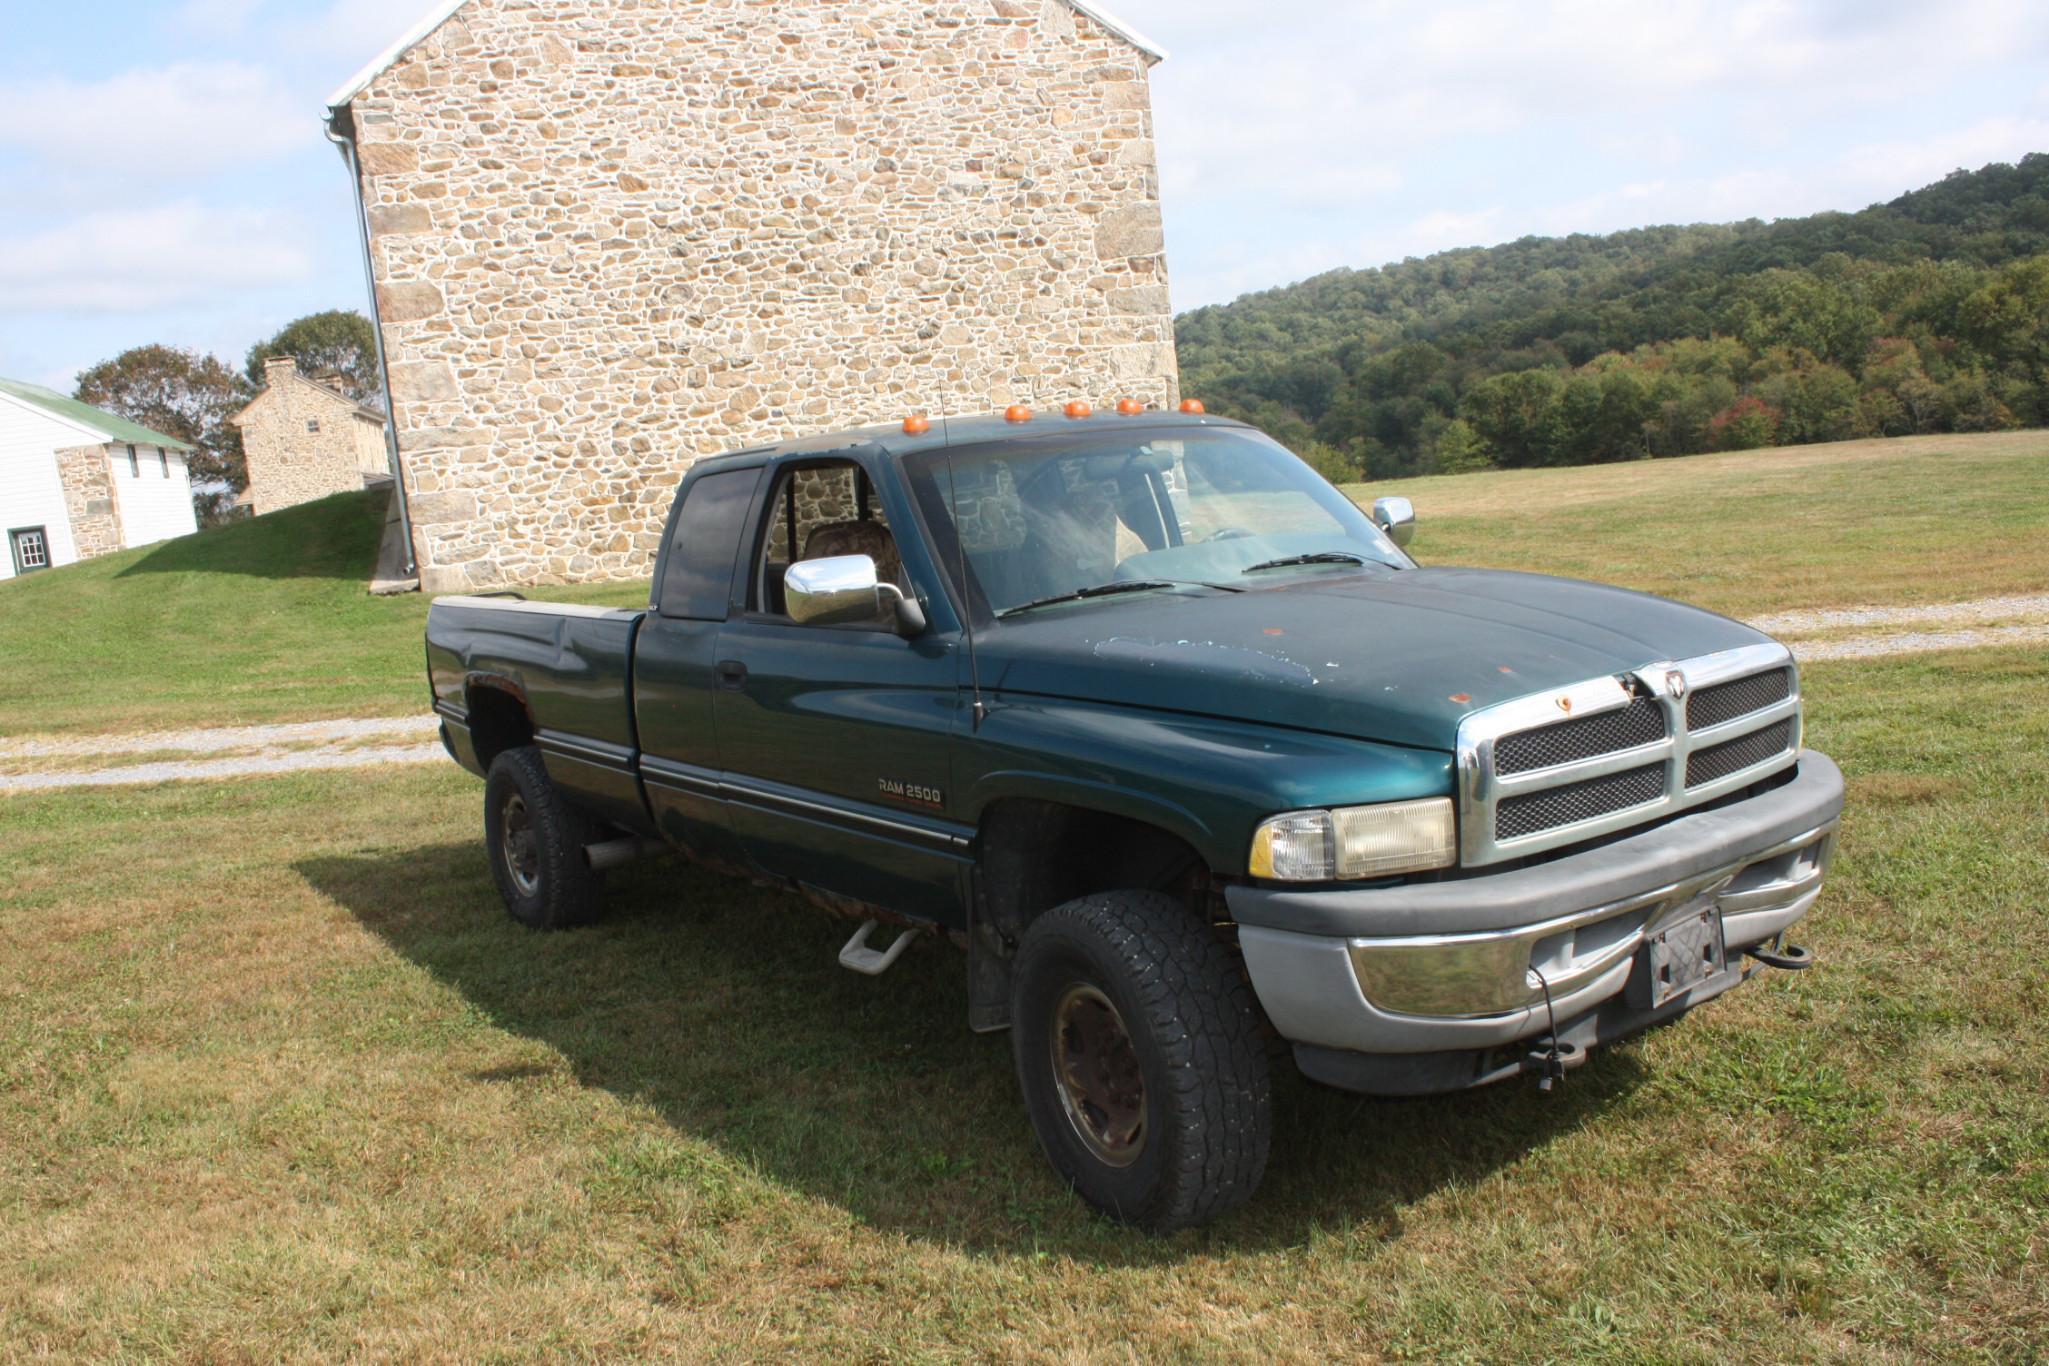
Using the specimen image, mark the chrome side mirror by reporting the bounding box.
[1372,496,1416,549]
[784,554,926,636]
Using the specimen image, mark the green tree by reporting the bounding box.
[75,346,250,522]
[1461,369,1564,468]
[1958,256,2049,386]
[1708,396,1782,451]
[245,310,380,403]
[1431,417,1496,474]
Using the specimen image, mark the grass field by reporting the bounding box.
[0,490,641,739]
[2,433,2047,1356]
[1351,430,2049,620]
[2,430,2045,738]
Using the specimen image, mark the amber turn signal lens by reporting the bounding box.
[1180,398,1206,414]
[1116,398,1146,415]
[1064,401,1093,419]
[902,414,931,436]
[1005,405,1034,423]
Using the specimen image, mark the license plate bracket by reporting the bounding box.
[1638,901,1727,1009]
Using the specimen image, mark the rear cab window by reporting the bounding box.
[656,469,760,620]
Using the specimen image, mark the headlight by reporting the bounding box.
[1248,798,1456,880]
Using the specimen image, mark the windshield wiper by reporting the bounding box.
[998,580,1179,618]
[1242,551,1371,574]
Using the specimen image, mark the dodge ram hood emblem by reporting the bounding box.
[1665,669,1688,700]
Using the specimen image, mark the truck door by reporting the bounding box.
[711,456,971,926]
[635,465,762,867]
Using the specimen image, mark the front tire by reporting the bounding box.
[1010,891,1272,1232]
[483,746,605,929]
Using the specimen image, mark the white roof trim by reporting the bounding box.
[1064,2,1168,63]
[326,0,469,112]
[325,0,1163,112]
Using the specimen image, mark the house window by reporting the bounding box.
[126,444,138,477]
[159,449,169,477]
[307,419,321,433]
[9,527,50,574]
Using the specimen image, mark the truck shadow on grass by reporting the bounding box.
[297,840,1649,1261]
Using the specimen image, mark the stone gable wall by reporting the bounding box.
[349,0,1180,592]
[238,361,390,516]
[55,444,123,560]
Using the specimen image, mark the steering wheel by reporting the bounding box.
[1204,526,1258,542]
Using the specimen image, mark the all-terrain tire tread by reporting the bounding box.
[1013,891,1272,1232]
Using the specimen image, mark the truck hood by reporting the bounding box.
[976,567,1772,751]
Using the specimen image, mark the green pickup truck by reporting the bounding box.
[425,408,1842,1230]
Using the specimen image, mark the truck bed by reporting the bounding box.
[425,595,650,830]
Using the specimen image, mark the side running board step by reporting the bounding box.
[839,919,919,976]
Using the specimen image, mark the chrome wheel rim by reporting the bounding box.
[501,793,541,897]
[1049,984,1146,1168]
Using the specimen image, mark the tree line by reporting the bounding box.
[1176,155,2049,481]
[71,311,378,524]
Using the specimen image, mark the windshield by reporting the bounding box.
[902,426,1410,617]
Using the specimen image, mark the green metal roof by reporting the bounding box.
[0,376,196,452]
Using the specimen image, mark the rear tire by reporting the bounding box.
[483,746,605,929]
[1010,891,1272,1232]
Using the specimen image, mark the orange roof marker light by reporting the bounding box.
[902,414,931,436]
[1004,404,1035,424]
[1064,400,1093,419]
[1116,398,1146,416]
[1180,398,1206,414]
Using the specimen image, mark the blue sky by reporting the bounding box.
[4,0,2048,393]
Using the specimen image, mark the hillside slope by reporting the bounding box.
[0,491,424,736]
[1180,155,2049,478]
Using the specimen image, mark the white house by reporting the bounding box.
[0,377,201,581]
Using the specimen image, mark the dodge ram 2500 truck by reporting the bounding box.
[425,407,1843,1231]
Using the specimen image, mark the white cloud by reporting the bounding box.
[0,62,305,180]
[0,202,313,314]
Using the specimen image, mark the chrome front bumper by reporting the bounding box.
[1225,751,1844,1086]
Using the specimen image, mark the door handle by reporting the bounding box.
[715,659,748,690]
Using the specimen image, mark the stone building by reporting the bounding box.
[324,0,1179,592]
[230,357,393,516]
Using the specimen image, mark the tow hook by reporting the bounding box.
[1742,939,1815,971]
[1527,1039,1580,1092]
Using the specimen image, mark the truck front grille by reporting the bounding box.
[1494,695,1666,775]
[1496,763,1665,841]
[1688,667,1792,730]
[1456,644,1801,866]
[1687,718,1795,789]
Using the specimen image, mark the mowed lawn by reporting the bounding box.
[0,490,645,739]
[1350,429,2049,619]
[2,429,2045,737]
[1,433,2047,1355]
[2,650,2043,1356]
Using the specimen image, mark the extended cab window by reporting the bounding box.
[658,469,759,619]
[752,461,901,621]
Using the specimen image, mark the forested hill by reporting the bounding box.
[1176,155,2049,479]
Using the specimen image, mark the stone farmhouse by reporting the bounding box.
[231,357,393,517]
[0,377,199,581]
[324,0,1179,592]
